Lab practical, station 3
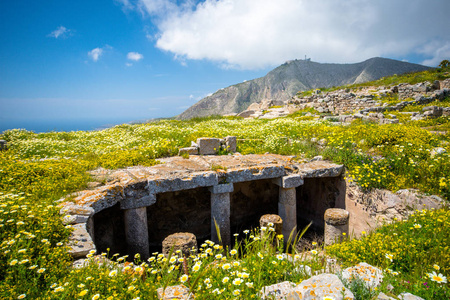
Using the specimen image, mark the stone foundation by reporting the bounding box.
[60,154,345,259]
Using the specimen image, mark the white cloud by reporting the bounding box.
[420,41,450,67]
[125,62,133,67]
[88,48,104,62]
[130,0,450,69]
[47,26,71,39]
[127,52,144,61]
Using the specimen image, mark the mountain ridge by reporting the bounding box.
[177,57,431,119]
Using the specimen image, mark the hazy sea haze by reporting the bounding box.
[0,117,140,133]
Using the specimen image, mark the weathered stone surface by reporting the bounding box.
[272,175,304,188]
[299,162,344,178]
[237,110,256,118]
[377,292,396,300]
[120,194,156,210]
[325,208,350,226]
[62,214,90,225]
[211,191,231,246]
[260,281,296,300]
[225,165,286,183]
[342,262,384,289]
[124,207,149,259]
[287,273,354,300]
[345,181,444,237]
[224,136,237,152]
[398,293,425,300]
[178,147,199,156]
[259,214,283,235]
[197,138,220,155]
[208,183,234,194]
[279,187,297,241]
[68,223,96,259]
[60,204,95,216]
[162,232,197,257]
[157,285,193,300]
[147,173,218,194]
[324,208,349,246]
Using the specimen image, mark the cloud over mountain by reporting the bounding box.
[123,0,450,69]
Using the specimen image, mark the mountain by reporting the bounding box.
[177,57,431,119]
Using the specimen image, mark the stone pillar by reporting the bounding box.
[272,175,304,242]
[124,207,150,260]
[162,232,198,258]
[324,208,349,246]
[209,183,233,247]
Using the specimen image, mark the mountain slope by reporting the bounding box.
[177,57,431,119]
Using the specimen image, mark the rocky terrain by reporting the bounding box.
[178,57,430,119]
[234,78,450,123]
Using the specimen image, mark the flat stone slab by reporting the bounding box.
[62,154,343,214]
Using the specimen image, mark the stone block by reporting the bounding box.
[398,293,425,300]
[196,138,220,155]
[62,214,90,225]
[124,207,150,259]
[224,136,237,152]
[260,281,296,299]
[324,208,349,246]
[288,273,354,300]
[147,173,218,194]
[157,285,193,300]
[342,263,384,289]
[226,166,286,183]
[162,232,197,257]
[68,223,96,259]
[60,204,94,216]
[120,194,156,210]
[208,183,234,194]
[178,147,199,156]
[272,175,304,188]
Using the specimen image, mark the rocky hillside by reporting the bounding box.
[177,57,430,119]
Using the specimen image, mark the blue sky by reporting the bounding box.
[1,0,450,132]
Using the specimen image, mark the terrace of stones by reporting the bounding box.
[60,139,345,261]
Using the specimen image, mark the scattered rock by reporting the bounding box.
[342,262,384,288]
[260,281,296,299]
[287,273,354,300]
[398,292,425,300]
[157,285,193,300]
[377,292,396,300]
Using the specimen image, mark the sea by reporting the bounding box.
[0,118,144,134]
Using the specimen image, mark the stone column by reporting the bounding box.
[272,175,304,242]
[209,183,233,247]
[324,208,349,246]
[124,207,150,260]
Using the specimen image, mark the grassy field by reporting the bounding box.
[0,67,449,299]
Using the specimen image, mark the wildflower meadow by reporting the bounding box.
[1,68,449,299]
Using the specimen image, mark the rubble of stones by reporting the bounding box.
[237,78,450,123]
[178,136,237,156]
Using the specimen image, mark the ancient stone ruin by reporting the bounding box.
[60,153,346,260]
